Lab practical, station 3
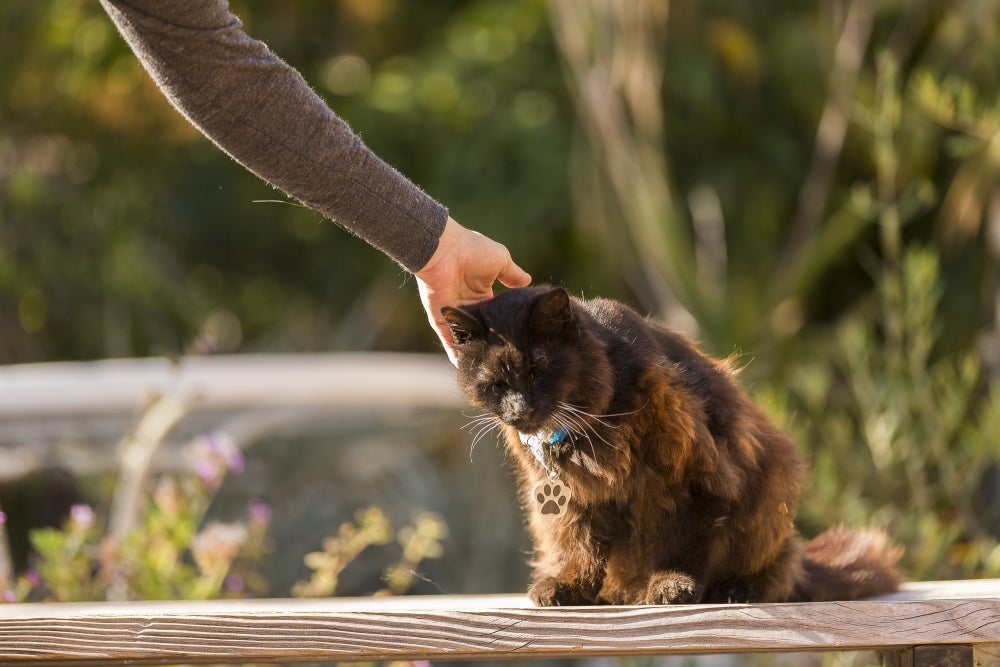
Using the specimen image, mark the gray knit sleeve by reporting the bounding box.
[100,0,447,273]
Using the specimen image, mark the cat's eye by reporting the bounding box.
[532,353,549,372]
[481,379,507,396]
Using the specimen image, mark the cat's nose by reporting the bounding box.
[500,391,532,425]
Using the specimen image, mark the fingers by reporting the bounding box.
[460,242,530,301]
[434,312,461,367]
[497,256,532,289]
[416,275,460,366]
[434,320,459,367]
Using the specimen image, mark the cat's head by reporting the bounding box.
[442,286,613,437]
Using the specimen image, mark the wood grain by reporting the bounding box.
[975,643,1000,666]
[0,580,998,665]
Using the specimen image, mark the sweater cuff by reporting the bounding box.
[337,150,448,273]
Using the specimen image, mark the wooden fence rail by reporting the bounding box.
[0,353,461,481]
[1,580,998,666]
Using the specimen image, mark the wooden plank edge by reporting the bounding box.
[870,578,1000,601]
[2,578,997,619]
[0,587,998,665]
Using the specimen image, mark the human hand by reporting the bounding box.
[416,217,531,365]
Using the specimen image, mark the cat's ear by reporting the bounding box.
[441,306,486,345]
[531,287,576,337]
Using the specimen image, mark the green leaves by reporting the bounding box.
[293,507,447,598]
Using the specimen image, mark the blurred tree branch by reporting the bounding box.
[778,0,873,280]
[549,0,699,331]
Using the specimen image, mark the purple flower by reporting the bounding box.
[0,510,6,526]
[205,432,225,455]
[24,568,41,587]
[248,498,272,525]
[224,574,245,593]
[1,590,15,603]
[194,432,243,485]
[70,504,95,531]
[195,458,216,478]
[226,448,245,475]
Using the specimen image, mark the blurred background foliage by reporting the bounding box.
[1,0,1000,604]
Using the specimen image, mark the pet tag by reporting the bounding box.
[532,477,572,518]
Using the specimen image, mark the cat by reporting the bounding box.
[443,285,902,606]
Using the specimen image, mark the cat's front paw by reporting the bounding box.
[529,577,595,606]
[645,571,702,605]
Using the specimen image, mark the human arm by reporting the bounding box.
[99,0,445,272]
[100,0,530,359]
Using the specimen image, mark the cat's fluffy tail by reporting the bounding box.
[790,525,903,602]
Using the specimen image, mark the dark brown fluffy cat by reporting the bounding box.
[443,285,902,606]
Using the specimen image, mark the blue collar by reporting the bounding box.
[518,427,569,476]
[550,427,569,445]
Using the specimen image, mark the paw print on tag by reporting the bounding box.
[533,478,572,518]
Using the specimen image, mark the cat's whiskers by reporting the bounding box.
[555,409,600,462]
[553,405,616,460]
[557,402,626,451]
[558,403,620,433]
[551,411,586,450]
[461,412,503,461]
[560,400,649,424]
[459,412,494,432]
